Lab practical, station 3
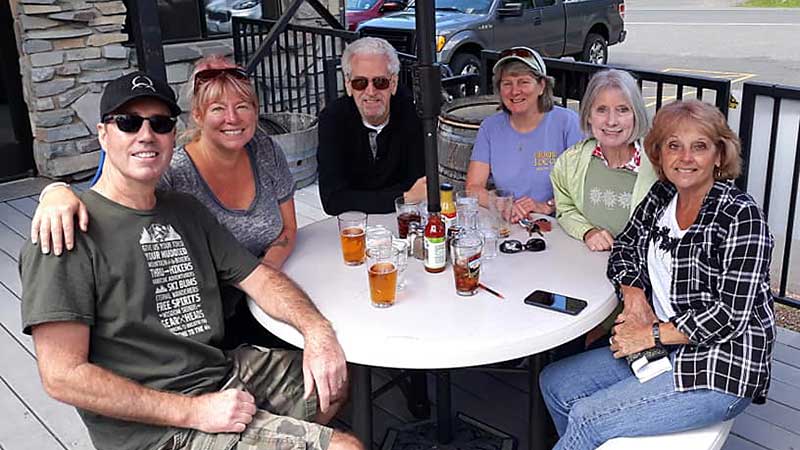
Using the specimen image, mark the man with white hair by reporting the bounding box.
[317,36,427,216]
[316,36,431,417]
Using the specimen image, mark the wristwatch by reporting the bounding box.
[652,322,663,348]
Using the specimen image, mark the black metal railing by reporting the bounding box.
[480,50,732,118]
[738,81,800,308]
[233,17,359,116]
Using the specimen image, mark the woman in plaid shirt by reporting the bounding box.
[539,100,775,450]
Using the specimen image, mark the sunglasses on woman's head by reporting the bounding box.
[193,67,249,93]
[102,114,177,134]
[499,238,546,254]
[349,76,392,91]
[499,47,536,59]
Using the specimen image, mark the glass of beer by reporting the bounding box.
[394,196,422,238]
[452,231,483,296]
[338,211,366,266]
[366,247,399,307]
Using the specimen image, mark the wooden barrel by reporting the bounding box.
[261,112,318,189]
[437,95,501,191]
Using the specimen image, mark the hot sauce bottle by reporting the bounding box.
[440,183,457,232]
[424,207,447,274]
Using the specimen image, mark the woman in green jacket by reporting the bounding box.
[551,69,657,252]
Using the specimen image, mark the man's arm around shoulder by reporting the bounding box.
[32,321,257,433]
[237,264,347,413]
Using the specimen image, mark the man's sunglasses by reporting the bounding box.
[349,76,392,91]
[102,114,177,134]
[499,238,546,254]
[499,47,537,59]
[193,67,249,93]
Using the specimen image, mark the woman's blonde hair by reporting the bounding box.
[644,100,741,181]
[183,55,259,143]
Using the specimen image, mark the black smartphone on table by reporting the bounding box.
[524,290,588,316]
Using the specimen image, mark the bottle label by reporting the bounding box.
[424,237,446,269]
[443,213,457,232]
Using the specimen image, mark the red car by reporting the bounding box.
[346,0,407,31]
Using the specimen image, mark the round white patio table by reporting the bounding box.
[249,213,618,450]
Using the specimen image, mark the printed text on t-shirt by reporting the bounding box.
[139,224,210,337]
[533,151,558,170]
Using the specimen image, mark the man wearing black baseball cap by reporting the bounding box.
[19,72,359,450]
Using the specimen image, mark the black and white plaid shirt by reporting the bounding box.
[608,180,775,402]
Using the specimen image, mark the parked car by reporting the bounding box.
[206,0,262,34]
[346,0,407,31]
[358,0,626,79]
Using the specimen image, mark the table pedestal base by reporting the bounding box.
[380,413,516,450]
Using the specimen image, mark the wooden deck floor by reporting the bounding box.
[0,179,798,450]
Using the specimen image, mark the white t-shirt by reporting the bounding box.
[647,194,688,321]
[363,117,389,159]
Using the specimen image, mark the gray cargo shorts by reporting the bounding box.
[158,345,333,450]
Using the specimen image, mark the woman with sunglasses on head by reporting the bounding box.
[539,100,775,450]
[31,55,299,348]
[465,47,583,223]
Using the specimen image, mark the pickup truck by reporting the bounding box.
[357,0,626,78]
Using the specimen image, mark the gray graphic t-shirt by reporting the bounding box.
[20,190,260,450]
[160,128,295,257]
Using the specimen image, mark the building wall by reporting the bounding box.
[12,0,129,178]
[10,0,340,179]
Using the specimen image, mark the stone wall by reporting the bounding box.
[12,0,130,178]
[11,0,341,179]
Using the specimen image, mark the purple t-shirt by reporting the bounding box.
[470,107,583,201]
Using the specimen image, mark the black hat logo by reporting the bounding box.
[131,75,156,92]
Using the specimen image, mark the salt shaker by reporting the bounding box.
[408,222,424,260]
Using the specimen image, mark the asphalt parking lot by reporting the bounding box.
[611,0,800,87]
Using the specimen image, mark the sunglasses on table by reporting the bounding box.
[193,67,249,93]
[349,76,392,91]
[102,114,177,134]
[499,238,546,254]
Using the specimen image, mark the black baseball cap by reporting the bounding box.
[100,71,181,119]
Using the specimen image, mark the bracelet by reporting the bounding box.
[652,322,663,348]
[38,182,70,201]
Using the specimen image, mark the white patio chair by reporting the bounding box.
[596,420,734,450]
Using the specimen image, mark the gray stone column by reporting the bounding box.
[12,0,131,177]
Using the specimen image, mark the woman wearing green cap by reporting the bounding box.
[466,46,583,222]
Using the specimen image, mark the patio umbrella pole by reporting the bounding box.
[414,0,442,212]
[413,0,453,444]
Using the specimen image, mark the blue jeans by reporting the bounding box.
[539,347,751,450]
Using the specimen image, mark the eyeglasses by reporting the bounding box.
[499,238,546,254]
[349,76,392,91]
[499,47,537,59]
[102,114,177,134]
[519,218,552,237]
[193,67,249,93]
